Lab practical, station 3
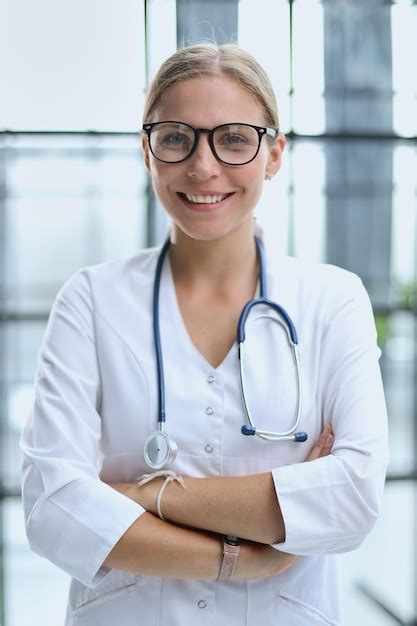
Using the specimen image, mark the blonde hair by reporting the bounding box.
[143,43,280,133]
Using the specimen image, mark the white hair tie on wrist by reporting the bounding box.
[136,470,187,520]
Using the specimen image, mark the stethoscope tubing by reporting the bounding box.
[238,333,303,441]
[146,235,307,469]
[153,237,171,432]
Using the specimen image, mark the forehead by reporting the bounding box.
[153,75,266,127]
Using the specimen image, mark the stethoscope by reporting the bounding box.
[144,236,307,469]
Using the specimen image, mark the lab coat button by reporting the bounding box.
[198,600,207,609]
[207,375,215,384]
[205,444,213,453]
[206,406,214,415]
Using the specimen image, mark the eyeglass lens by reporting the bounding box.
[149,122,260,164]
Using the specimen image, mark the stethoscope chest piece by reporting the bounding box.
[144,430,178,469]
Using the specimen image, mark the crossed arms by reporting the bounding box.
[103,426,334,580]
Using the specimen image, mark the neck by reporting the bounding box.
[168,222,258,286]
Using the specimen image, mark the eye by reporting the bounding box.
[222,134,247,146]
[215,125,257,151]
[217,133,251,152]
[160,133,192,149]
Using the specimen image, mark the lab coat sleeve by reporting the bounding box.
[270,273,389,555]
[20,270,146,587]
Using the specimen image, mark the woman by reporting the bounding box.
[20,43,388,625]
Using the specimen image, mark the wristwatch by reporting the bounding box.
[217,535,241,582]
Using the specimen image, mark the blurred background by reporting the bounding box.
[0,0,416,624]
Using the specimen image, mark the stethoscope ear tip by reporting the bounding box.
[241,425,256,436]
[294,432,308,442]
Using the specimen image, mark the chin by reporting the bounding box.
[172,220,251,243]
[178,228,227,242]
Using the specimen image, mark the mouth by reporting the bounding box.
[177,192,235,211]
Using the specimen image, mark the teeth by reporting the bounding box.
[184,193,228,204]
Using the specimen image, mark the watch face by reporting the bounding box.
[224,535,240,546]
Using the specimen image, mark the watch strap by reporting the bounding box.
[217,537,240,582]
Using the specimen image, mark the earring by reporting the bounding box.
[265,174,273,181]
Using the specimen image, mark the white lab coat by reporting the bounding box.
[20,242,389,626]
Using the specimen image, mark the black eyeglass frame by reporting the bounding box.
[142,121,278,165]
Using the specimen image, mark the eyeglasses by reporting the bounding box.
[142,121,278,166]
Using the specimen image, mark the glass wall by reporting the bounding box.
[1,1,147,623]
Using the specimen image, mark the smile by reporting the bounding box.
[177,192,235,211]
[184,193,228,204]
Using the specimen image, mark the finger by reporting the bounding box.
[306,425,332,461]
[319,433,334,457]
[306,442,322,462]
[306,441,326,462]
[316,424,331,446]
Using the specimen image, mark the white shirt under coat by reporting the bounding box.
[20,242,389,626]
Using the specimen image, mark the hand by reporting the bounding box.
[306,424,334,461]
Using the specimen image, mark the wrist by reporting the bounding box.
[136,478,163,513]
[234,541,267,580]
[217,535,241,582]
[136,472,189,517]
[233,541,250,580]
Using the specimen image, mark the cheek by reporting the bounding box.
[242,164,266,194]
[150,160,182,185]
[149,170,184,216]
[149,165,173,196]
[149,160,163,181]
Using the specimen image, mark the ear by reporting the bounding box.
[265,133,286,178]
[141,133,151,173]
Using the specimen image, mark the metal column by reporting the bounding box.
[323,0,393,308]
[0,131,8,626]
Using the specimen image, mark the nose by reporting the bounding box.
[186,133,222,180]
